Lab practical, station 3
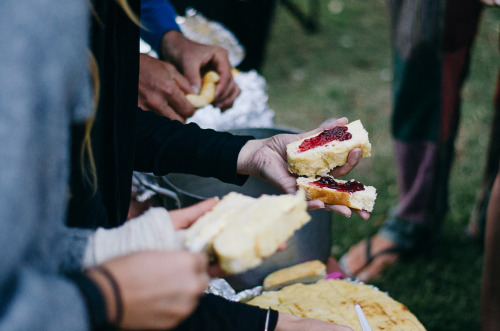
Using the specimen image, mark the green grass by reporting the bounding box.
[261,1,500,330]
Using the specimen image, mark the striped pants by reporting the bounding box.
[387,0,499,234]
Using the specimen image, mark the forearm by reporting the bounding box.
[135,109,252,184]
[175,294,278,331]
[0,269,92,331]
[140,0,180,53]
[82,207,182,268]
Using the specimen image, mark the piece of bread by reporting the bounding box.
[183,190,311,274]
[297,176,377,212]
[186,71,221,108]
[183,192,255,253]
[263,260,326,291]
[287,120,371,177]
[248,279,426,331]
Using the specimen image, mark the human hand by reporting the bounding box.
[169,197,288,277]
[169,197,219,230]
[167,198,229,277]
[87,251,209,330]
[237,118,370,219]
[138,53,196,122]
[160,31,240,111]
[479,0,500,6]
[276,313,354,331]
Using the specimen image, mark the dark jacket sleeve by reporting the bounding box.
[175,294,279,331]
[134,109,253,185]
[140,0,180,53]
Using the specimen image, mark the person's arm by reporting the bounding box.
[134,109,252,184]
[0,0,101,328]
[139,53,196,122]
[140,1,239,111]
[174,293,354,331]
[134,112,368,218]
[140,0,180,53]
[175,294,278,331]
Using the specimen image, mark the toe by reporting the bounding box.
[357,252,399,282]
[340,240,369,276]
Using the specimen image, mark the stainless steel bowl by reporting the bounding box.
[160,127,332,291]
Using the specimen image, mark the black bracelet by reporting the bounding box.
[66,272,109,330]
[94,266,123,328]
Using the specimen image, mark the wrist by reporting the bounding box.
[67,271,109,330]
[86,267,121,327]
[236,139,261,176]
[275,313,301,331]
[160,30,186,62]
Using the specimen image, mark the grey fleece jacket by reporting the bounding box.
[0,1,95,330]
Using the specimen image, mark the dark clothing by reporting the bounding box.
[67,0,251,229]
[68,0,143,228]
[178,294,278,331]
[384,0,483,230]
[170,0,277,71]
[68,1,274,330]
[140,0,181,52]
[0,1,97,330]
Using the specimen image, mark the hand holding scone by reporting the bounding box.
[160,31,240,110]
[138,53,196,122]
[286,118,377,215]
[186,71,221,108]
[237,118,369,219]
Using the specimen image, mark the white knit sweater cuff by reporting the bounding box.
[83,207,182,268]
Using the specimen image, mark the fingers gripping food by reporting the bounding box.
[287,120,377,211]
[186,71,221,108]
[183,191,311,274]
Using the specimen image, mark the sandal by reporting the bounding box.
[340,213,439,279]
[339,236,403,279]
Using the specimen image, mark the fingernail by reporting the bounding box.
[355,150,361,158]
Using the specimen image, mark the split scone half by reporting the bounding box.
[183,190,311,274]
[287,120,376,212]
[297,176,376,212]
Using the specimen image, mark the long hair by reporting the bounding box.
[80,51,99,192]
[81,0,139,192]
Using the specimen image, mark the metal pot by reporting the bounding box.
[160,127,332,291]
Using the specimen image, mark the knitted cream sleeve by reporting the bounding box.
[83,207,183,268]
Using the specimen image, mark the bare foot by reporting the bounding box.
[340,234,400,282]
[326,256,345,276]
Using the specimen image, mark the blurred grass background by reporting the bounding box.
[261,1,500,330]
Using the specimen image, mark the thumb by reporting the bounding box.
[183,66,203,93]
[170,197,219,230]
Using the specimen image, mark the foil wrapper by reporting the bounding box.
[206,278,263,303]
[176,8,245,67]
[177,8,275,130]
[204,276,387,305]
[187,70,275,131]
